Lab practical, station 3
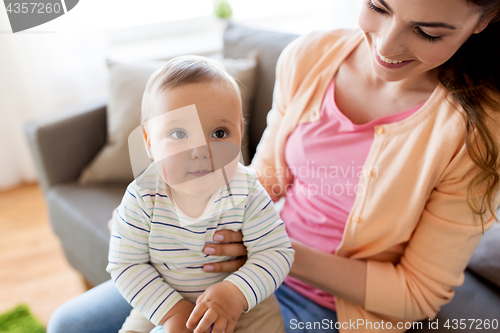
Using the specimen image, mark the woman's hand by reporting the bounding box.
[202,230,247,273]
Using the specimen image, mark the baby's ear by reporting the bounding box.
[142,128,154,160]
[240,115,246,140]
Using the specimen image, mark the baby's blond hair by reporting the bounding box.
[141,55,241,127]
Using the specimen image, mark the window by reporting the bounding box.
[101,0,362,40]
[75,0,362,49]
[99,0,213,29]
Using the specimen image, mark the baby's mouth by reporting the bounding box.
[188,170,212,177]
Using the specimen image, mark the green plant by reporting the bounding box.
[0,304,46,333]
[214,0,233,19]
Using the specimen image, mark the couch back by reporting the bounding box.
[223,23,299,160]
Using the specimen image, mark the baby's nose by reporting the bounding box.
[190,145,210,159]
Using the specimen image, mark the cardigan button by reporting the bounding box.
[376,126,385,135]
[364,170,373,178]
[352,216,360,223]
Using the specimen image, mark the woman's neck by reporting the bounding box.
[354,41,440,95]
[333,39,439,124]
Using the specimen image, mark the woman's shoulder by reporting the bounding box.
[433,85,500,143]
[279,28,360,67]
[293,28,360,51]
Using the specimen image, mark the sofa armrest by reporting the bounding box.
[24,99,108,192]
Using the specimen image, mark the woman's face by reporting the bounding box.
[358,0,488,82]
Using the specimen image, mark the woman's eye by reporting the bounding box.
[366,0,389,15]
[212,129,228,139]
[414,28,442,43]
[170,130,188,139]
[366,0,442,43]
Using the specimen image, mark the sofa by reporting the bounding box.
[24,23,500,332]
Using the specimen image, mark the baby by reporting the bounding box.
[107,55,294,333]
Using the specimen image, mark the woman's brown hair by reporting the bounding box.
[438,0,500,229]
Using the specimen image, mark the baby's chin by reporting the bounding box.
[168,170,226,197]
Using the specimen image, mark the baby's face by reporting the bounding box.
[145,81,242,197]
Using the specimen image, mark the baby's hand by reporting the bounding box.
[186,281,248,333]
[160,299,196,333]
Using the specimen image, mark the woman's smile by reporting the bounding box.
[374,46,413,69]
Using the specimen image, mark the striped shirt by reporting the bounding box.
[107,163,294,325]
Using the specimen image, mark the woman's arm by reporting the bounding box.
[203,232,366,306]
[289,239,366,306]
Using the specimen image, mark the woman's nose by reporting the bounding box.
[190,144,210,159]
[376,21,406,58]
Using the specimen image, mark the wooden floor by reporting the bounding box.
[0,184,87,326]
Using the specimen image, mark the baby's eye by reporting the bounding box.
[170,130,188,139]
[212,129,228,139]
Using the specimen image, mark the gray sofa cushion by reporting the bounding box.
[407,270,500,332]
[437,271,500,331]
[47,182,127,286]
[223,23,299,159]
[467,222,500,288]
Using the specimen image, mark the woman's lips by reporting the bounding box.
[374,47,413,69]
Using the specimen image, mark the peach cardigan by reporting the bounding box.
[250,29,500,332]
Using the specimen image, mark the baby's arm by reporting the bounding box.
[107,182,187,327]
[187,175,295,333]
[223,176,295,308]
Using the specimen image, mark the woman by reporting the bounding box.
[48,1,500,332]
[206,0,500,331]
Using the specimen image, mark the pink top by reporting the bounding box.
[281,78,424,311]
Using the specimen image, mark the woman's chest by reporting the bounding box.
[333,62,432,125]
